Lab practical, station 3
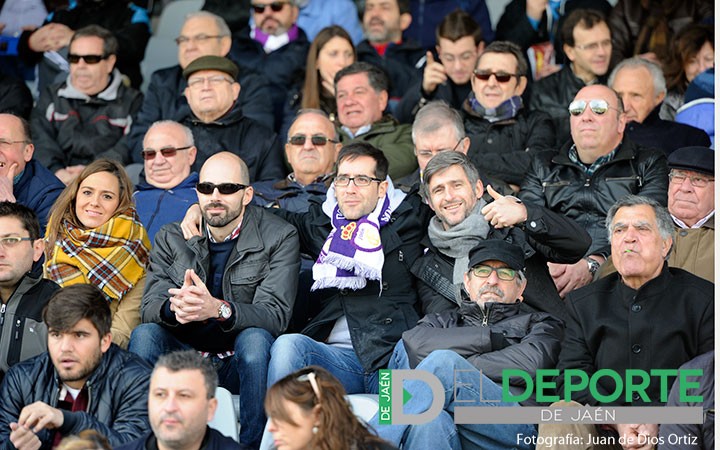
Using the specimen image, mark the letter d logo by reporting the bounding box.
[391,370,444,425]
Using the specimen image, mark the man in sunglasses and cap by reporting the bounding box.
[30,25,143,184]
[462,40,555,191]
[520,84,668,298]
[376,239,563,449]
[130,151,300,449]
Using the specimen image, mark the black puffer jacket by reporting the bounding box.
[0,345,151,450]
[520,139,669,255]
[462,101,555,186]
[403,299,563,398]
[528,64,598,147]
[125,64,275,161]
[274,190,425,372]
[179,101,285,182]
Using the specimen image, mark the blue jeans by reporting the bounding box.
[267,333,379,394]
[128,323,273,448]
[375,347,536,450]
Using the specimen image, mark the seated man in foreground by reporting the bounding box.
[377,239,562,450]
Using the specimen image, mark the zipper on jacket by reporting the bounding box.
[481,307,489,327]
[584,178,590,187]
[0,303,5,327]
[14,319,21,340]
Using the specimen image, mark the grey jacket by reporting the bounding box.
[0,273,59,380]
[141,205,300,346]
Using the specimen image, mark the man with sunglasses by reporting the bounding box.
[131,152,300,449]
[179,55,284,182]
[462,40,555,191]
[133,121,199,244]
[376,239,563,449]
[30,25,143,184]
[230,0,310,132]
[124,12,275,162]
[520,84,668,298]
[609,57,710,156]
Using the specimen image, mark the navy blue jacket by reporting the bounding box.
[356,39,425,101]
[125,64,275,160]
[14,159,65,234]
[252,175,330,213]
[133,172,199,244]
[178,102,285,182]
[229,27,310,130]
[116,427,249,450]
[625,106,711,156]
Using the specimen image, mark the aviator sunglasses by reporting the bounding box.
[568,99,621,116]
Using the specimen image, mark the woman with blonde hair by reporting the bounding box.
[44,159,150,349]
[265,366,397,450]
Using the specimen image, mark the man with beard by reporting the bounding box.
[0,284,151,449]
[129,152,300,449]
[116,350,248,450]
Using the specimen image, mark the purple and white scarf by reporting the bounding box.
[311,179,405,291]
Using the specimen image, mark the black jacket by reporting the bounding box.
[31,71,143,170]
[179,101,285,182]
[274,191,425,372]
[0,74,33,119]
[528,64,600,147]
[17,1,150,89]
[356,39,425,101]
[229,27,310,130]
[0,345,152,449]
[116,427,250,450]
[0,273,59,382]
[495,0,551,54]
[403,299,563,401]
[520,139,669,255]
[625,105,711,156]
[411,203,590,323]
[395,78,471,124]
[462,102,556,186]
[125,64,275,160]
[557,265,714,406]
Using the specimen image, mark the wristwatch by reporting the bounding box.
[584,257,600,276]
[217,301,232,321]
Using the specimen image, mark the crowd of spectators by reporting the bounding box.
[0,0,714,449]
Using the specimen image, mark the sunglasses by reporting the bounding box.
[142,146,192,161]
[68,53,108,64]
[297,372,321,401]
[288,135,338,146]
[473,70,518,83]
[470,265,518,281]
[196,182,248,195]
[251,1,288,13]
[568,99,621,116]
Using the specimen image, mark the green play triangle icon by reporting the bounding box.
[403,388,412,405]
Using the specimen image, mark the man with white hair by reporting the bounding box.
[609,56,710,156]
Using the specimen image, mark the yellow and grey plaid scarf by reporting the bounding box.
[45,207,151,301]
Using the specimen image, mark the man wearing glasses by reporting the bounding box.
[125,12,274,161]
[376,239,563,449]
[462,40,555,191]
[30,25,143,185]
[0,202,59,384]
[180,55,284,182]
[230,0,310,132]
[130,151,300,449]
[529,9,612,146]
[520,84,668,298]
[133,121,199,244]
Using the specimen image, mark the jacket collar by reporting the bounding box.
[58,68,124,101]
[188,205,264,256]
[135,172,199,192]
[459,298,523,324]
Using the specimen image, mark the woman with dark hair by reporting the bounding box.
[265,366,397,450]
[44,159,150,349]
[661,23,714,120]
[280,26,355,140]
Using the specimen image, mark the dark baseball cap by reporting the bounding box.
[467,239,525,271]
